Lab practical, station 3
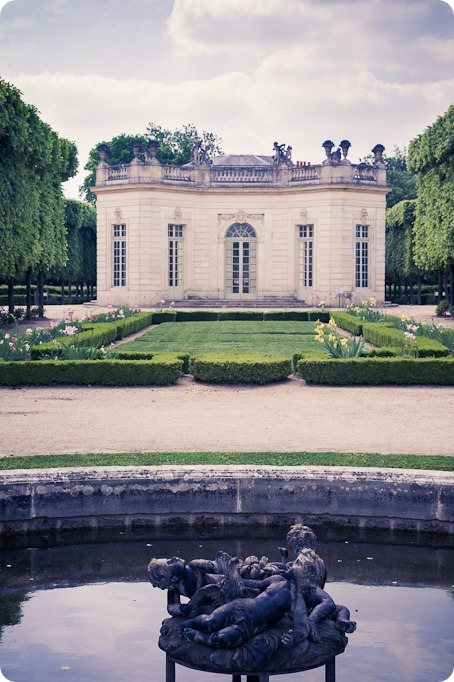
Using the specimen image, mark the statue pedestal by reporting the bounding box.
[166,653,336,681]
[160,617,346,681]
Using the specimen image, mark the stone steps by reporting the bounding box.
[164,297,307,309]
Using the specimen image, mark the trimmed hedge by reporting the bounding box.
[0,356,183,386]
[362,322,448,357]
[189,352,292,384]
[118,350,191,373]
[263,311,310,321]
[362,347,397,358]
[217,310,265,321]
[31,323,117,359]
[113,311,154,338]
[153,310,177,324]
[330,311,363,336]
[296,356,454,385]
[175,310,218,322]
[30,312,154,359]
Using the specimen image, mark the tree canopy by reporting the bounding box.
[385,199,419,282]
[383,147,417,209]
[408,106,454,275]
[51,200,96,287]
[361,146,417,209]
[81,123,223,203]
[0,79,78,283]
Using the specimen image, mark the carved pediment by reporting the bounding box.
[218,211,264,225]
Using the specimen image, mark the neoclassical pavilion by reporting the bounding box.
[92,139,390,307]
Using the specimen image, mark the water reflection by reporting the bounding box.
[0,528,453,682]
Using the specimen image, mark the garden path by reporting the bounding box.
[1,303,452,458]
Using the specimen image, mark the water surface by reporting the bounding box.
[0,528,452,682]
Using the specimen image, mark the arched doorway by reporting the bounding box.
[224,223,257,299]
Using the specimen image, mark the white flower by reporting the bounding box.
[61,325,78,336]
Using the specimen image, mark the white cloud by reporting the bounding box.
[12,64,454,199]
[2,0,453,199]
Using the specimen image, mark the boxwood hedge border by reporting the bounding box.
[1,309,452,386]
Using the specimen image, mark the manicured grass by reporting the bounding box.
[120,321,321,357]
[0,452,452,471]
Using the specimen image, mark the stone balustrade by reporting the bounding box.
[107,164,129,180]
[290,165,320,182]
[96,159,387,189]
[212,166,274,183]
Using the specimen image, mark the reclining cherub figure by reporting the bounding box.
[180,561,338,649]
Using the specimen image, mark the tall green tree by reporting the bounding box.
[384,147,417,209]
[0,79,77,314]
[385,199,427,303]
[361,146,417,209]
[81,124,223,203]
[51,199,96,299]
[408,105,454,303]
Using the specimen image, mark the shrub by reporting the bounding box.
[436,300,454,317]
[189,352,292,384]
[111,311,154,339]
[118,350,191,373]
[31,323,117,359]
[263,311,310,321]
[30,312,154,359]
[361,347,397,358]
[362,323,448,357]
[330,311,363,336]
[216,311,265,321]
[0,357,183,386]
[296,356,454,385]
[308,311,330,322]
[175,311,218,322]
[153,310,177,324]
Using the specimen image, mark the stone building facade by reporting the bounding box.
[93,139,389,307]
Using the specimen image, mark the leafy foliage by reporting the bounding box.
[0,79,78,283]
[362,146,417,209]
[384,147,417,209]
[385,199,421,280]
[81,123,223,203]
[50,199,96,285]
[408,106,454,271]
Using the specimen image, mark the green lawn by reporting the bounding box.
[120,321,321,356]
[0,452,452,471]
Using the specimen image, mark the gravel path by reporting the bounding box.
[1,378,453,458]
[1,304,452,458]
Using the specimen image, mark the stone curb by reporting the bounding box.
[1,466,453,536]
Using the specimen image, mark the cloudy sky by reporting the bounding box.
[0,0,453,199]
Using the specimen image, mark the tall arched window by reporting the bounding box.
[225,223,257,298]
